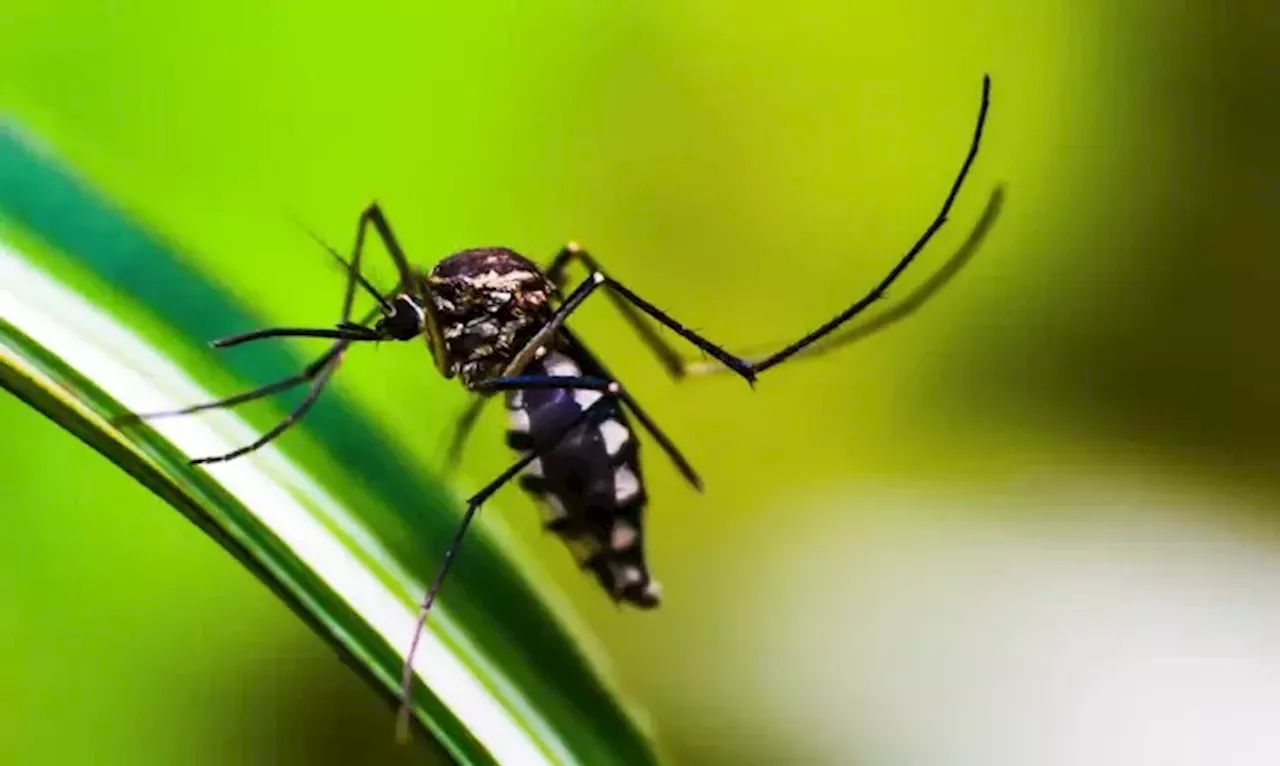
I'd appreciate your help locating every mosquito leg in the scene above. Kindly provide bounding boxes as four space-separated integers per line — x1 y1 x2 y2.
444 331 703 490
115 204 413 461
396 392 618 742
243 203 411 348
188 356 343 465
558 328 701 490
209 324 377 349
113 343 348 425
291 220 394 315
169 273 383 457
527 74 991 382
169 270 384 461
441 233 686 472
344 202 416 317
500 270 756 383
440 396 487 474
468 375 615 394
544 243 691 380
225 205 403 350
681 184 1006 375
114 301 381 425
735 74 991 373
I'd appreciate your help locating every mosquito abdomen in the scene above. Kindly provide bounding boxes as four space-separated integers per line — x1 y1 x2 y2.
504 348 661 608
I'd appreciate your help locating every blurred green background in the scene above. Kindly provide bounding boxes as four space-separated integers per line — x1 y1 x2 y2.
1 1 1277 764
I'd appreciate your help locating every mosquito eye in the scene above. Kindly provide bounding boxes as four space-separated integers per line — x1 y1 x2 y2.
376 296 425 340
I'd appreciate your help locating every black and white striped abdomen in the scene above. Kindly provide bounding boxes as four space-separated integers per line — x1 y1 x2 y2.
504 349 660 608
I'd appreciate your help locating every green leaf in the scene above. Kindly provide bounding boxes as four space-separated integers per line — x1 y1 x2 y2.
0 123 659 765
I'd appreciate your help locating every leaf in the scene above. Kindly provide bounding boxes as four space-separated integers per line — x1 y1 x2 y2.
0 123 659 765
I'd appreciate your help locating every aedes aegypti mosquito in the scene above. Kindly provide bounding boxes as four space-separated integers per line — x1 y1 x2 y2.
116 74 991 737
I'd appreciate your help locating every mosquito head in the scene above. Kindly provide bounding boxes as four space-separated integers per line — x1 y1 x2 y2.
426 247 555 383
373 294 427 341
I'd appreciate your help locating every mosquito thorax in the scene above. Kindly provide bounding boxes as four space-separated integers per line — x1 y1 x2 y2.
427 247 556 384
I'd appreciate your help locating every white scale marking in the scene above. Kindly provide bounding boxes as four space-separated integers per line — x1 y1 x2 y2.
611 522 638 550
613 564 643 587
574 389 603 408
507 408 530 432
613 465 640 503
543 351 603 409
598 419 629 456
544 352 579 378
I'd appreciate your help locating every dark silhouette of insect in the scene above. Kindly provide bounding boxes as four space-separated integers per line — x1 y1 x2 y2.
116 74 992 739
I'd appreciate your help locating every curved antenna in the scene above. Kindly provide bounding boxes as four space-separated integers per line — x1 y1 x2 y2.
285 210 394 314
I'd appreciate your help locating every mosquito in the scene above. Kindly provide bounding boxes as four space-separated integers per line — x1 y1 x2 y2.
115 74 992 739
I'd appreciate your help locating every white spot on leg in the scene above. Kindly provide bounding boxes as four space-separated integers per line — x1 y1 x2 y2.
599 419 630 456
614 465 640 503
523 458 543 478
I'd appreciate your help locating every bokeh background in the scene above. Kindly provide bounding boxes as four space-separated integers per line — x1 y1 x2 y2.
1 2 1278 764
